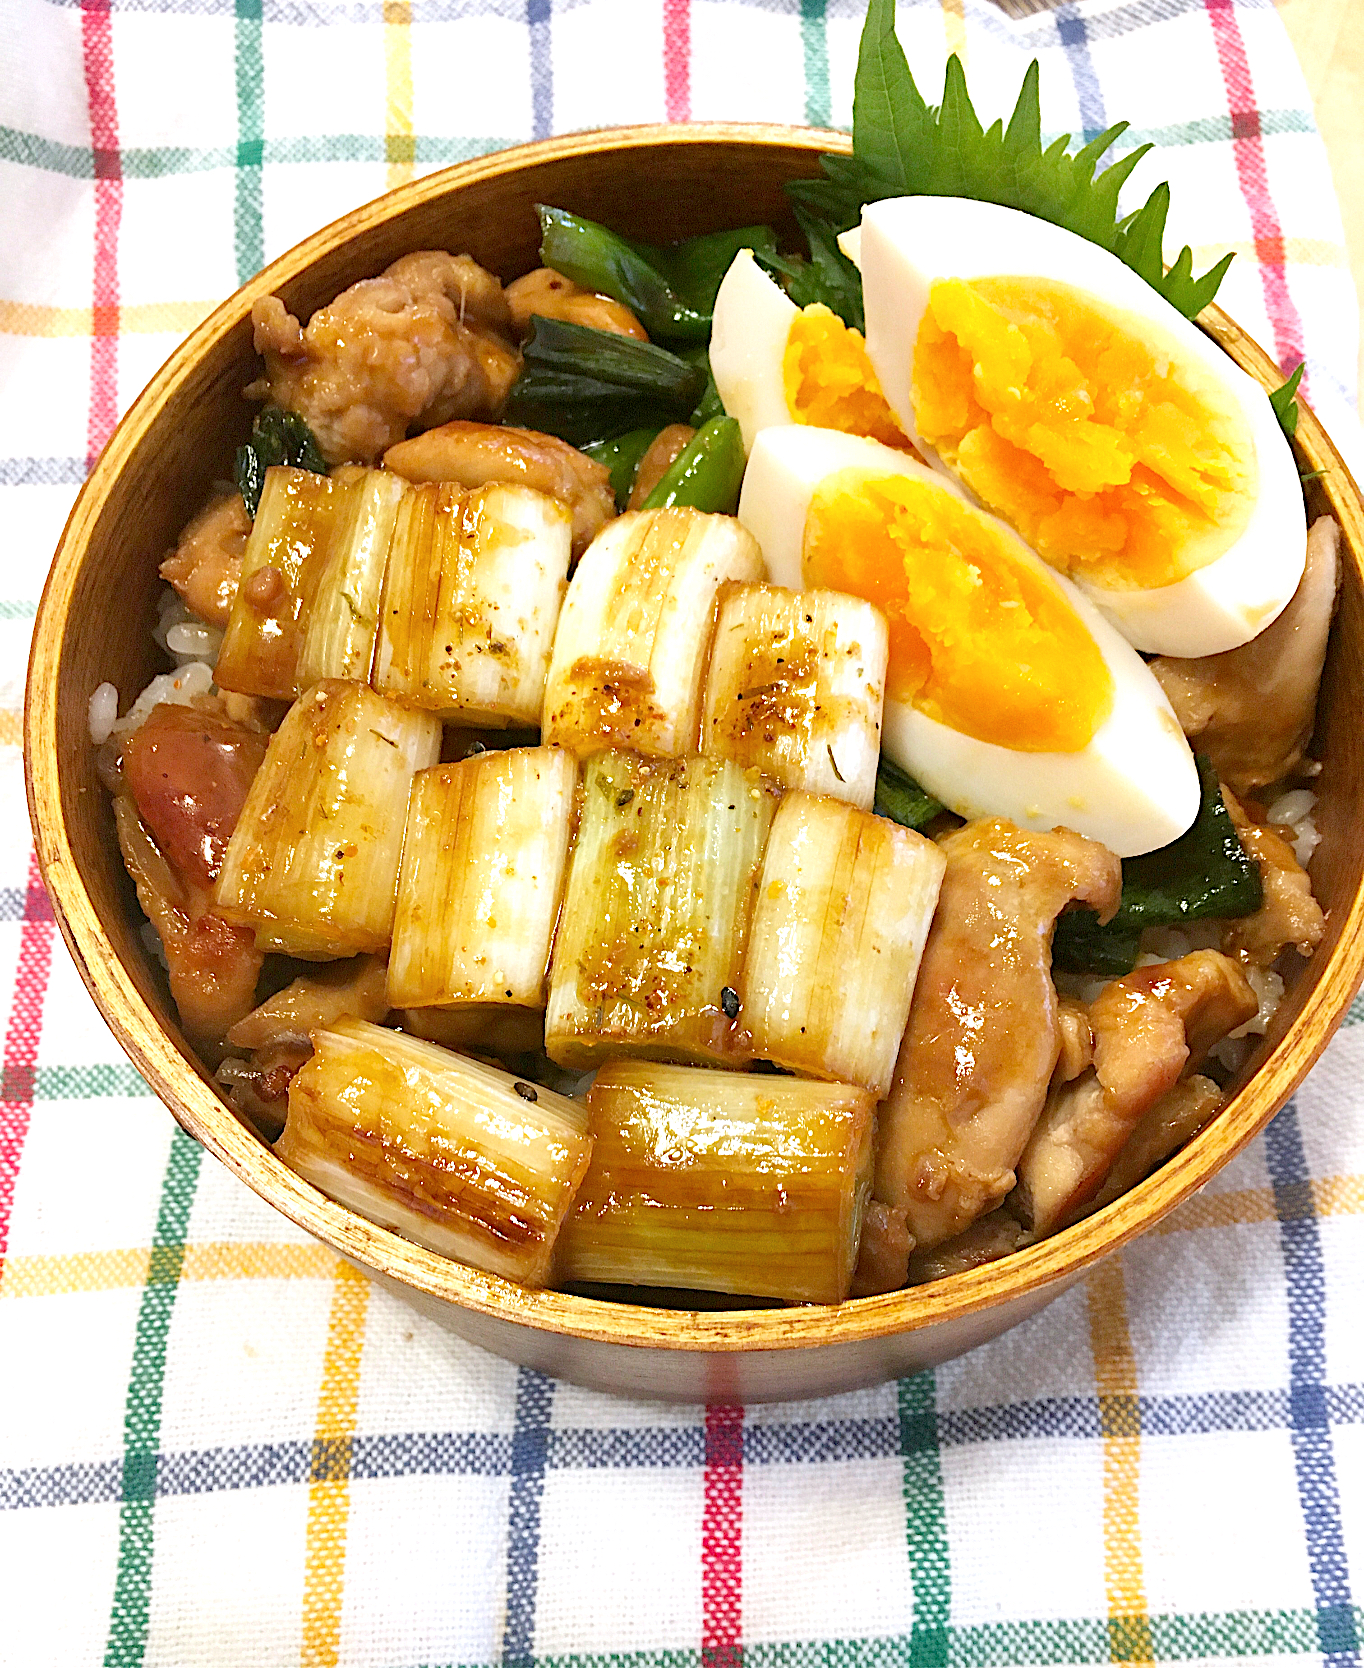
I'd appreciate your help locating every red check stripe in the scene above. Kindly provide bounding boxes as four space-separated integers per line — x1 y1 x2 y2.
0 856 56 1279
702 1402 744 1668
664 0 691 122
1204 0 1306 384
82 0 122 470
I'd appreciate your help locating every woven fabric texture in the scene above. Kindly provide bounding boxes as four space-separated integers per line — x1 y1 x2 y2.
2 2 1362 1665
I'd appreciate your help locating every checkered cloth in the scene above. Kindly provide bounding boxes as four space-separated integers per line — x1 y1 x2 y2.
3 1 1362 1664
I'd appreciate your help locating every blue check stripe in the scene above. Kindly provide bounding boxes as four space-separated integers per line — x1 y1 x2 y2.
1265 1104 1361 1664
528 0 554 143
11 1378 1364 1511
502 1367 555 1668
1054 2 1109 146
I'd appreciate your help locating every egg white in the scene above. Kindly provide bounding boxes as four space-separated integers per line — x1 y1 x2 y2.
857 196 1307 657
739 426 1201 857
709 248 799 454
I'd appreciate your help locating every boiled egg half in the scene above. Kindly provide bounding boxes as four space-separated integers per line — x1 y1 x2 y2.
853 197 1306 657
709 249 913 455
739 425 1201 857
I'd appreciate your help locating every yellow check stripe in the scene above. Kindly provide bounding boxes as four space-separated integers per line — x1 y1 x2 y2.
941 0 967 68
383 0 415 190
1156 1172 1364 1234
0 1239 338 1298
5 1173 1361 1300
1192 237 1347 269
0 711 22 748
0 297 217 338
1087 1259 1153 1666
302 1261 369 1668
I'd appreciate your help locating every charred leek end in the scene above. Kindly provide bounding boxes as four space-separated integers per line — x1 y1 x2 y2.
542 507 764 758
742 793 946 1098
387 746 577 1022
374 481 571 726
216 465 407 700
545 751 778 1069
277 1018 592 1285
702 585 888 809
557 1060 874 1304
215 680 441 959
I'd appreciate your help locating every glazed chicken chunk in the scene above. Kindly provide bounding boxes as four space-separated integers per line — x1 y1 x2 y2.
1221 788 1326 968
1152 516 1340 793
250 251 521 466
384 420 615 555
1014 950 1257 1236
115 702 271 1057
874 818 1122 1250
159 493 251 629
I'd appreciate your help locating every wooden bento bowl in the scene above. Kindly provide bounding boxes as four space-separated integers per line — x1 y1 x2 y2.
25 125 1364 1403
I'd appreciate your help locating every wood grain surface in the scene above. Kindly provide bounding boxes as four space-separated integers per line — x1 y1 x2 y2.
24 127 1364 1402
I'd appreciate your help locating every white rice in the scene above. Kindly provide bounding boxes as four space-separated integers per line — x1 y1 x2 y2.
87 682 118 746
155 586 224 667
1265 787 1320 868
99 660 216 743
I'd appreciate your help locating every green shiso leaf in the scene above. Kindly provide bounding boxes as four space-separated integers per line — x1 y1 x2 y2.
1269 362 1305 439
786 0 1231 322
504 316 706 446
1051 756 1263 977
234 405 328 518
873 756 945 832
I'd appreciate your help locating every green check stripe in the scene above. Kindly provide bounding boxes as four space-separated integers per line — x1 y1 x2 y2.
33 1064 155 1100
234 0 264 284
1345 991 1364 1026
900 1371 952 1668
0 112 1313 187
800 0 831 129
0 126 514 182
101 1127 202 1668
481 1607 1364 1668
0 599 37 618
1120 109 1314 150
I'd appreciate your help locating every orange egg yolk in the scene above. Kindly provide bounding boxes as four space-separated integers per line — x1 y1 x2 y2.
912 277 1256 591
802 469 1114 753
783 304 915 451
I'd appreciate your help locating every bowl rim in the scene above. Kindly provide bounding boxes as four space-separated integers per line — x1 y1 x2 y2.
25 121 1364 1356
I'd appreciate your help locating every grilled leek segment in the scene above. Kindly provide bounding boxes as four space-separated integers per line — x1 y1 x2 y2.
545 751 778 1068
387 747 577 1032
742 793 946 1098
216 465 407 699
543 507 764 758
702 584 888 808
557 1061 874 1303
373 481 571 725
277 1018 592 1285
215 680 441 958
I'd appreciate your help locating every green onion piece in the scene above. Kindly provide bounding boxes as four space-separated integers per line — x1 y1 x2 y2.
505 316 706 446
1269 362 1305 440
690 369 726 426
640 416 746 514
678 346 727 425
581 427 662 509
1051 755 1263 977
536 206 779 343
873 756 945 832
234 405 328 518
